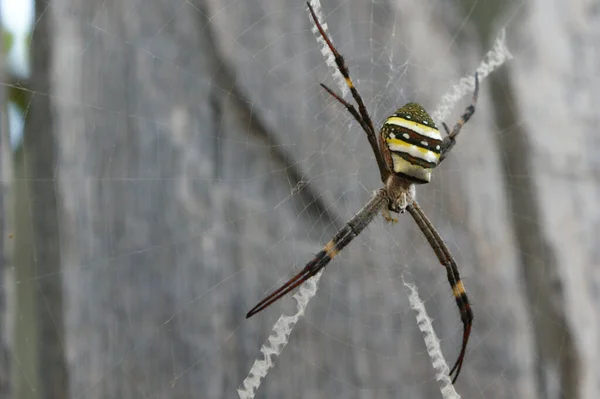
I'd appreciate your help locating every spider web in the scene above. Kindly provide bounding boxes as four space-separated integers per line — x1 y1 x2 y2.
5 1 589 399
237 4 511 396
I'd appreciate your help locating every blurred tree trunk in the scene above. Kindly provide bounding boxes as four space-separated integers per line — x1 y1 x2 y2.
13 1 70 398
52 0 230 396
460 0 600 397
12 148 37 399
51 0 337 396
46 0 600 398
0 4 11 398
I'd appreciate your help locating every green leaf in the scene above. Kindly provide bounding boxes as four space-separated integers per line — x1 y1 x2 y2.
3 30 14 53
9 84 30 115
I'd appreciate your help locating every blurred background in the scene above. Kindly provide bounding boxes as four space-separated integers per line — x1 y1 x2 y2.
0 0 598 398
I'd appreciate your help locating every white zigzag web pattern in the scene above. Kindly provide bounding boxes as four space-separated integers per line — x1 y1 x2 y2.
432 28 513 124
238 4 512 398
402 278 461 399
307 0 348 97
237 271 324 399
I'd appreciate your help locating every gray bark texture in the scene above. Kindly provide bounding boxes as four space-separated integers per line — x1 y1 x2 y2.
28 0 599 398
14 1 70 398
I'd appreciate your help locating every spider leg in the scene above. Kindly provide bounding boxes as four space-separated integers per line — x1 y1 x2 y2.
439 73 479 164
319 83 376 153
307 2 389 182
381 207 398 223
245 251 330 318
246 190 387 318
406 201 473 384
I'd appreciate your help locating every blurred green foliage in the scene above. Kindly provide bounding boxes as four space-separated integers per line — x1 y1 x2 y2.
2 28 30 119
3 30 13 54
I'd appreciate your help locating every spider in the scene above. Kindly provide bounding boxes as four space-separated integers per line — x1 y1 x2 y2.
246 2 478 384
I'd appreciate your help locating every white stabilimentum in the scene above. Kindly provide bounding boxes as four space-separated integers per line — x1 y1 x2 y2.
237 271 323 399
432 28 512 124
308 0 348 97
403 279 462 399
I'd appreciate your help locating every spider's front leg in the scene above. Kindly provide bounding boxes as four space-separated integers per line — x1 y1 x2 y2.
439 73 479 163
382 206 399 223
382 189 405 224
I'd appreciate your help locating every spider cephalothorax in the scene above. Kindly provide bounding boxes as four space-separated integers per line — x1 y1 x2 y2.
382 174 415 222
247 2 479 384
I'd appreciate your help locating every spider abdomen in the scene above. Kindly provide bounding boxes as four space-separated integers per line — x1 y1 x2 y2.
381 102 442 184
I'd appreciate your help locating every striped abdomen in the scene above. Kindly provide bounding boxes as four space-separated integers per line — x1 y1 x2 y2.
381 102 442 184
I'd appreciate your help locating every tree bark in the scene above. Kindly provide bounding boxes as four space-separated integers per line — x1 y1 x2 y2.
43 0 600 398
13 1 71 398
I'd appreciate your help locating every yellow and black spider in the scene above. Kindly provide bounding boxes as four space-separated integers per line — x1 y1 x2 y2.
246 2 479 384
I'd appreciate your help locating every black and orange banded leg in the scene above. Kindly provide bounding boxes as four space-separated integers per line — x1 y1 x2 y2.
406 201 473 384
306 2 389 182
246 191 387 319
